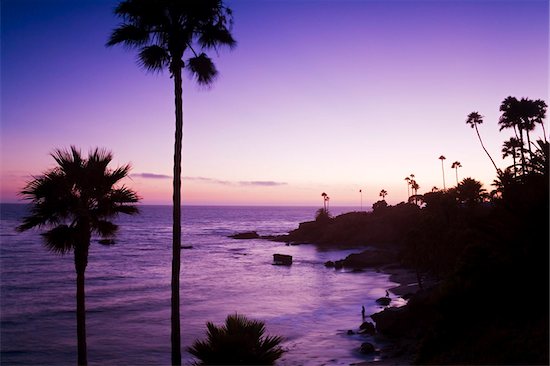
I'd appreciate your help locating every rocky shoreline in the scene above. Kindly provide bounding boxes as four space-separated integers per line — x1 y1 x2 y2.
229 227 431 364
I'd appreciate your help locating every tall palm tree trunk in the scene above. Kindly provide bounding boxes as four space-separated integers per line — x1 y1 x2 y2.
171 62 183 366
541 122 548 143
74 238 89 366
76 269 87 366
455 168 459 186
441 161 446 190
475 125 499 172
518 128 527 176
512 148 517 178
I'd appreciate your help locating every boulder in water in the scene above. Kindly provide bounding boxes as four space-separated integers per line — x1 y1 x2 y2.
229 231 260 239
360 342 375 354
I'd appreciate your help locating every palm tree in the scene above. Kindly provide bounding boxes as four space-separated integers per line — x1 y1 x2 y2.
457 177 487 206
438 155 446 190
321 192 327 212
405 177 411 199
107 2 235 363
17 147 139 365
188 313 285 365
359 189 363 211
379 189 388 200
499 97 548 172
501 137 521 177
466 112 499 172
451 161 462 186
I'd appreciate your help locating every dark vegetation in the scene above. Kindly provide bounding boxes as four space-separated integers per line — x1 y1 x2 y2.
272 97 549 364
187 314 285 365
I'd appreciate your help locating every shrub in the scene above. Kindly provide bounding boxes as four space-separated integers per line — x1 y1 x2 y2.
188 313 285 365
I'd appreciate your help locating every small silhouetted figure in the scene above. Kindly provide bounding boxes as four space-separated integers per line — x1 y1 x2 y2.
361 305 365 320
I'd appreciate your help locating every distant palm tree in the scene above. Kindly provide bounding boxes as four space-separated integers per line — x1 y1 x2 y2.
410 179 420 205
321 192 327 212
451 161 462 186
499 97 548 172
411 180 419 195
17 147 139 365
466 112 499 172
501 137 521 177
438 155 446 190
107 2 235 363
404 177 411 199
379 189 388 200
359 189 363 211
457 177 487 206
188 313 284 365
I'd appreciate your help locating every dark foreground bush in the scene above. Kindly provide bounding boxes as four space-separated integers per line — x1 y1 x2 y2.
187 313 285 365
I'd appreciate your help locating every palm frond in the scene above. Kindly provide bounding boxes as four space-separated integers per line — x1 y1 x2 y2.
93 220 119 238
186 53 218 85
107 23 150 48
41 225 77 255
138 45 170 73
198 24 236 50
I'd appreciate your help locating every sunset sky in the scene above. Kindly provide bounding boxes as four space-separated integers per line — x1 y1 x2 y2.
1 0 548 206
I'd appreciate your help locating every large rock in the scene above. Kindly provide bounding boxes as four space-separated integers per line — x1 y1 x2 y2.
229 231 260 239
273 253 292 265
360 342 375 354
359 321 376 335
342 249 397 268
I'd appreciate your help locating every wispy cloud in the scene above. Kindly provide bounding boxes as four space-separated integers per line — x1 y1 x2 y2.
133 173 171 179
238 180 287 187
185 176 287 187
133 174 287 187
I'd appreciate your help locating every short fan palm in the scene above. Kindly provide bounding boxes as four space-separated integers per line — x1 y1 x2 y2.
188 314 285 365
17 146 139 365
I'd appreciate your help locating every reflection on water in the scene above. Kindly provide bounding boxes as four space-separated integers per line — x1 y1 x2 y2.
1 205 396 365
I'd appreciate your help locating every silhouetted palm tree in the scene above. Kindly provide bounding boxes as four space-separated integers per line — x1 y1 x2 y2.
438 155 446 190
108 2 235 363
321 192 327 212
466 112 499 172
501 137 521 177
457 177 487 206
499 97 548 172
405 177 411 199
188 314 284 365
359 189 363 211
379 189 388 200
451 161 462 186
17 147 139 365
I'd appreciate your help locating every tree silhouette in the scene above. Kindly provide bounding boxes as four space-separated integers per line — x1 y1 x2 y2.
438 155 446 190
499 97 548 173
321 192 327 212
501 137 521 177
188 314 285 365
457 177 487 206
379 189 388 200
17 147 139 365
466 112 499 172
451 161 462 186
107 2 235 363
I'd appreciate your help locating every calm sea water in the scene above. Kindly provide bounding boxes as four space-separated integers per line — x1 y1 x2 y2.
1 204 396 365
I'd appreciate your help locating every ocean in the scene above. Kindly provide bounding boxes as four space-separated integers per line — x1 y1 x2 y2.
1 204 396 365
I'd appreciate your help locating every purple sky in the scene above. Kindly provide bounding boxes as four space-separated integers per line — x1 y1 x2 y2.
1 0 548 206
